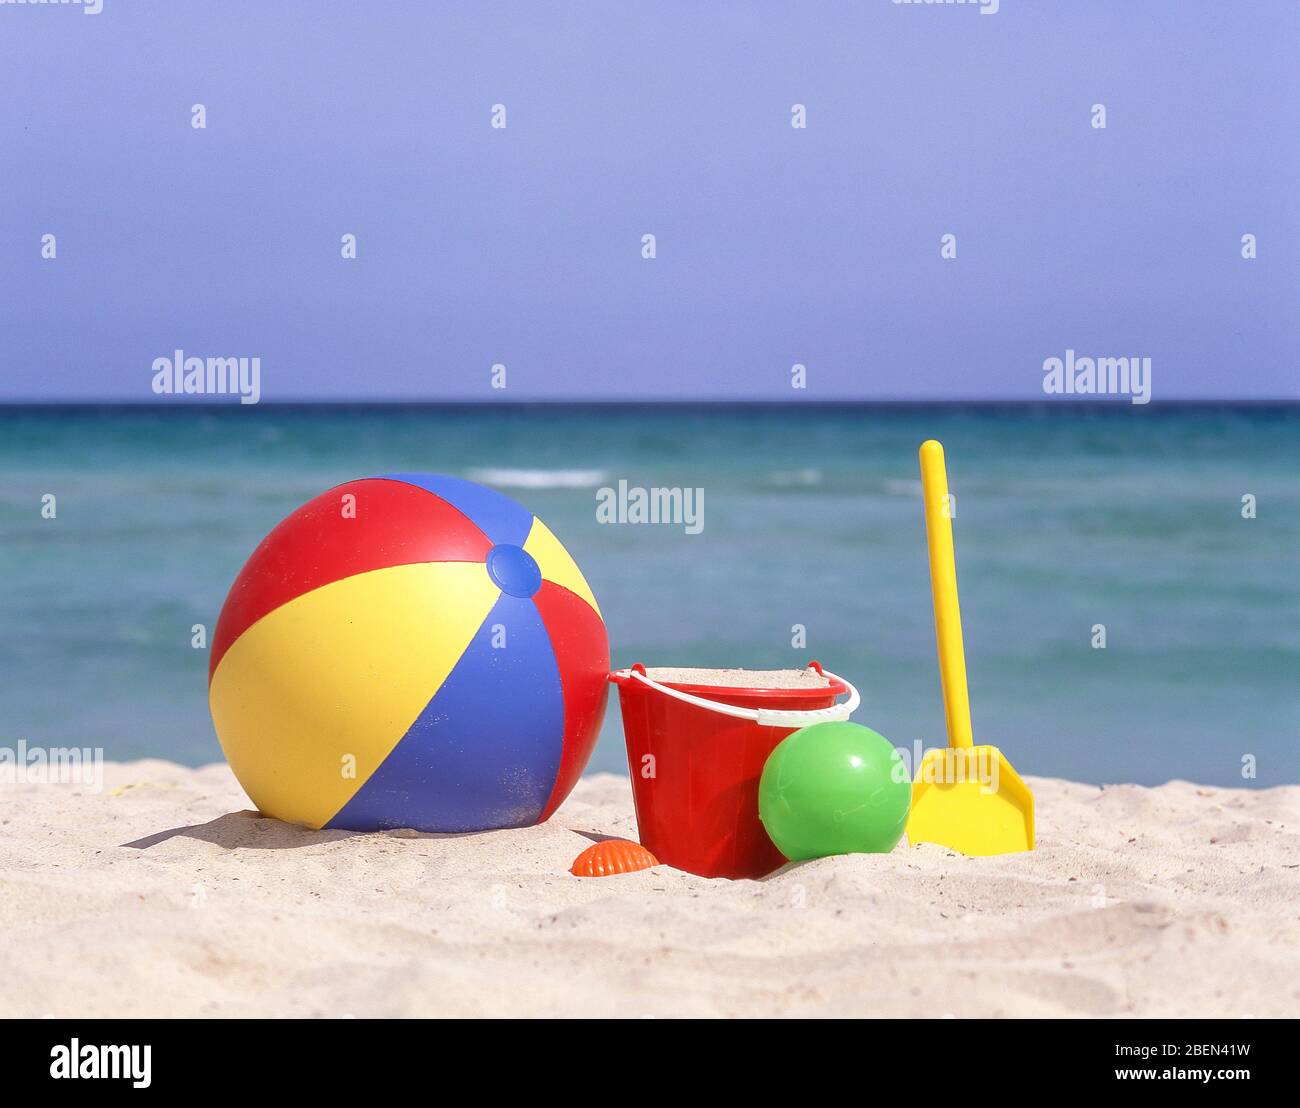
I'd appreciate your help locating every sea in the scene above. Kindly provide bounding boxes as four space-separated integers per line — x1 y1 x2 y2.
2 403 1296 788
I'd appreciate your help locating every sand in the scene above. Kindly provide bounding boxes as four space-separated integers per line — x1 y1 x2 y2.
2 761 1297 1018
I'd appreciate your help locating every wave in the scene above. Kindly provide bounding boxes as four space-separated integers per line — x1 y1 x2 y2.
766 467 823 488
465 467 608 490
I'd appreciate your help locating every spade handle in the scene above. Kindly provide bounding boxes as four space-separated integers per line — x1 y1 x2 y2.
919 440 974 750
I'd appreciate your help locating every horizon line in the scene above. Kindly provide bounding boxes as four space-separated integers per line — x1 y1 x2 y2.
2 398 1298 410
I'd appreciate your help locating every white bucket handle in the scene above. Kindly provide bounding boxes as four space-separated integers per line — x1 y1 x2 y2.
612 665 860 729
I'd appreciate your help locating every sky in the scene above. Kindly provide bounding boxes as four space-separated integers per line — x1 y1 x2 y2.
0 1 1296 402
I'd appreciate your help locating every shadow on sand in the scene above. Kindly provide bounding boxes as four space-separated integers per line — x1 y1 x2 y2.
119 810 493 851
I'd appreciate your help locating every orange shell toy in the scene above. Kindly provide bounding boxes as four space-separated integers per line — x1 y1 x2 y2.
570 839 659 877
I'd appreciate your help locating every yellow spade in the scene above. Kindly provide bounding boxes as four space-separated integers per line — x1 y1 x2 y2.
908 440 1035 856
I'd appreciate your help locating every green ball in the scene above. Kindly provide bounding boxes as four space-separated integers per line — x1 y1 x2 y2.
758 722 911 860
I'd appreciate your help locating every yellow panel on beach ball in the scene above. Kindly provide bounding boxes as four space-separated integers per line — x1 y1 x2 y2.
523 515 602 617
209 561 499 829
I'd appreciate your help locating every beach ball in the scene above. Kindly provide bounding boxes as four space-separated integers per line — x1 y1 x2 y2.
208 473 609 833
758 722 910 860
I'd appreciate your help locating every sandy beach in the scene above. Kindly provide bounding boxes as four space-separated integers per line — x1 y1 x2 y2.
2 760 1297 1019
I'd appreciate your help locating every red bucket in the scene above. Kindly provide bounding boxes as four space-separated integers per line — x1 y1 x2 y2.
610 662 858 880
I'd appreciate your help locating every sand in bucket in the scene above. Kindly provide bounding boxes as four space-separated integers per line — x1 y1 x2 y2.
640 666 831 690
610 663 852 879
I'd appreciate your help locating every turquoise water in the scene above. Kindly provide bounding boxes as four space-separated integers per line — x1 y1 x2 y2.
2 404 1296 788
